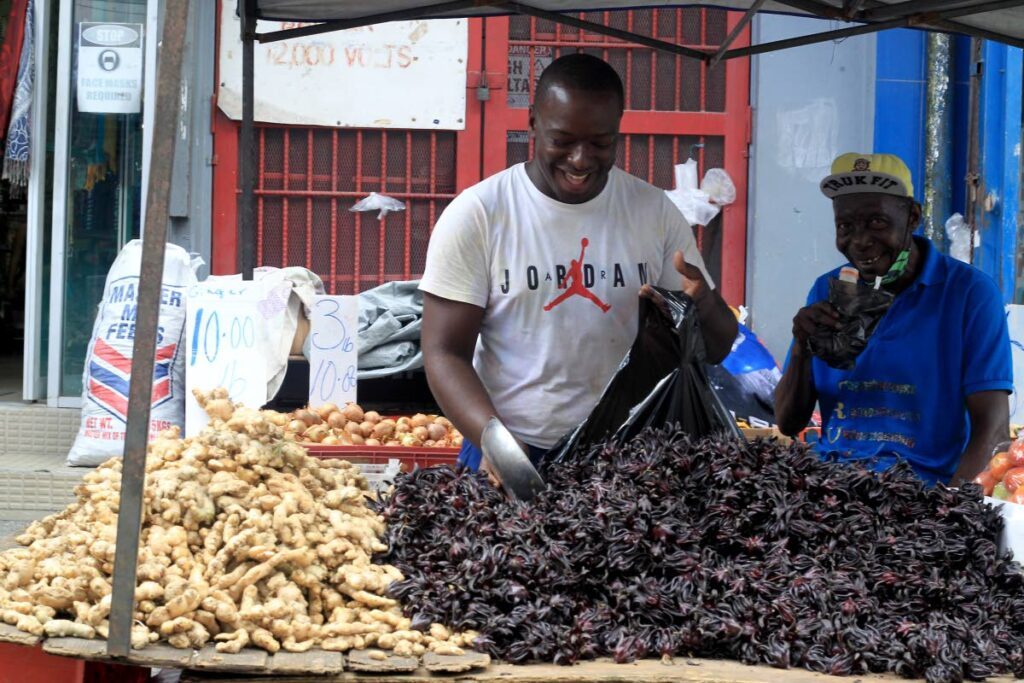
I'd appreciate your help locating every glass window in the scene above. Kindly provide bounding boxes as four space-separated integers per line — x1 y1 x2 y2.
60 0 146 396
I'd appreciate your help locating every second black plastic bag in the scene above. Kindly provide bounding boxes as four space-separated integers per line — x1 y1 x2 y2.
547 287 740 463
807 278 894 370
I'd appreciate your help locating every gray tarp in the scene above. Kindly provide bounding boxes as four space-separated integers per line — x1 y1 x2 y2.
252 0 1024 47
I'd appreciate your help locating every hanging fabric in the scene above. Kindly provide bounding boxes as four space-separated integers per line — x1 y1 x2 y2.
3 0 34 191
0 0 30 136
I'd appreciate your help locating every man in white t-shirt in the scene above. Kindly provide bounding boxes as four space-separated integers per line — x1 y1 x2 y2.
420 54 738 470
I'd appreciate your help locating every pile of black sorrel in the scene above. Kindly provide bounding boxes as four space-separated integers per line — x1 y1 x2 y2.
376 429 1024 682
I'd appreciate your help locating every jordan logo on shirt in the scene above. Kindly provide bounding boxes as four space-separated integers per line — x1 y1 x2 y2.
543 238 611 313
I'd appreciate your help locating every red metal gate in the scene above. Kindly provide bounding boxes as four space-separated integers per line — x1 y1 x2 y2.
212 12 750 302
482 10 750 303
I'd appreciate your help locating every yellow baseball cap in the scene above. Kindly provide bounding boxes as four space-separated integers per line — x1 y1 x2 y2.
820 153 914 200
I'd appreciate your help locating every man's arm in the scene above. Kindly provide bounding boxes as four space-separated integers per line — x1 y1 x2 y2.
949 390 1010 486
774 301 839 436
421 292 500 448
669 251 737 364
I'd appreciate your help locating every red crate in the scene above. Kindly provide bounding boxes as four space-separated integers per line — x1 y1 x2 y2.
303 445 459 471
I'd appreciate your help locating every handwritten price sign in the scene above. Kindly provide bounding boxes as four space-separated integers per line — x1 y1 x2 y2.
185 283 271 435
309 295 359 408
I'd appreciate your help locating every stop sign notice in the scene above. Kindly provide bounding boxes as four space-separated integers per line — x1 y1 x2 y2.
76 22 144 114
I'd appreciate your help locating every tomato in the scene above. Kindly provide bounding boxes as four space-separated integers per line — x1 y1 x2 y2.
1010 441 1024 466
974 470 997 497
1003 467 1024 492
989 452 1013 480
1011 488 1024 506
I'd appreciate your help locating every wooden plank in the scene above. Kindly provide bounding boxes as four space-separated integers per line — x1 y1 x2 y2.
346 648 419 673
0 622 41 647
422 651 491 673
192 643 268 672
123 642 197 668
178 657 1021 682
267 650 345 675
42 636 111 662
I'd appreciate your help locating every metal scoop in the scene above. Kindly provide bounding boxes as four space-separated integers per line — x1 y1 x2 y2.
480 417 545 501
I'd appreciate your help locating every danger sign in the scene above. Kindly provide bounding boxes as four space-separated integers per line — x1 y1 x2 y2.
76 22 143 114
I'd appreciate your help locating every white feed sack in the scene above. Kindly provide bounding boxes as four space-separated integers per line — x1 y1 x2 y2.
68 240 200 466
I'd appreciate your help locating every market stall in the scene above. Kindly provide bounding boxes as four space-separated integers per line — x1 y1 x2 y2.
5 0 1024 681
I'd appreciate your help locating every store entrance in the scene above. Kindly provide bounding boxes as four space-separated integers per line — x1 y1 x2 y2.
0 180 25 401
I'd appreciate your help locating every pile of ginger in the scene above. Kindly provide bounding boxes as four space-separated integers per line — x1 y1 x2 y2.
0 389 476 656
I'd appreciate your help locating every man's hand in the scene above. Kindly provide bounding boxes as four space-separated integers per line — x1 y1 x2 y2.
673 250 711 303
792 301 841 352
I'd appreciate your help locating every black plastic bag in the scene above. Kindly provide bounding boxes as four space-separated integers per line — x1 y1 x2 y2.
548 288 741 462
807 278 893 370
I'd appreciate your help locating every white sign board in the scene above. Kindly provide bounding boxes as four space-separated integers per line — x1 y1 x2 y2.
1007 305 1024 425
76 22 143 114
185 282 274 435
308 295 359 408
217 0 467 130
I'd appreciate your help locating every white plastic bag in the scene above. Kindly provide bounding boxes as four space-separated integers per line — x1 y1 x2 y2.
945 213 979 264
68 240 200 466
664 160 736 227
350 192 406 219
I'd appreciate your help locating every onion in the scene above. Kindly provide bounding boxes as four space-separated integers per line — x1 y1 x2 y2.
327 412 347 430
342 403 365 423
359 421 375 438
349 433 365 445
427 423 448 443
364 411 382 424
365 438 381 447
316 402 339 420
294 409 320 427
401 434 422 448
385 440 401 448
412 426 429 441
435 417 452 429
451 435 463 448
395 423 411 435
287 419 307 434
423 440 436 448
410 414 431 429
372 421 396 440
321 435 340 445
305 425 329 443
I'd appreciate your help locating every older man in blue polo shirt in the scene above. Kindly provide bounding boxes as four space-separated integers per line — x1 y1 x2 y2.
775 153 1012 486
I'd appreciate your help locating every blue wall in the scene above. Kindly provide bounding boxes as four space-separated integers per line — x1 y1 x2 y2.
873 29 926 204
874 32 1021 302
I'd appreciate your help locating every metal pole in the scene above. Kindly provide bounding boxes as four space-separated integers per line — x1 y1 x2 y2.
498 1 711 61
710 0 768 69
240 0 257 279
923 32 953 249
965 37 983 263
259 0 504 43
107 0 190 658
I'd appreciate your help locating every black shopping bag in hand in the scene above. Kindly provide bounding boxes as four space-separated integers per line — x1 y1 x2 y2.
548 288 740 463
807 278 894 370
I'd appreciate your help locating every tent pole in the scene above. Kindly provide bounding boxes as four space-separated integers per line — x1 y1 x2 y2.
710 0 768 68
240 0 257 279
106 0 190 658
499 1 710 60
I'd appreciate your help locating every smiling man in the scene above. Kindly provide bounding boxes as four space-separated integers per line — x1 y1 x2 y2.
419 53 737 470
775 153 1012 486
